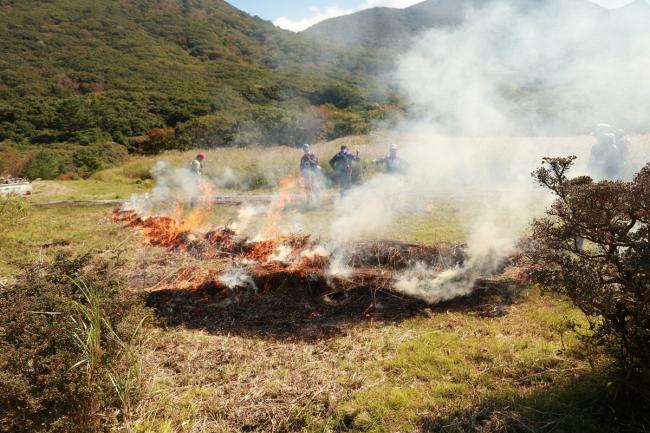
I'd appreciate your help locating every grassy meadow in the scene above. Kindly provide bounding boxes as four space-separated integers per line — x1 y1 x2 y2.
2 135 645 432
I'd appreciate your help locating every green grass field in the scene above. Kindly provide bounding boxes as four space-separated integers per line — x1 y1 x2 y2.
0 139 627 432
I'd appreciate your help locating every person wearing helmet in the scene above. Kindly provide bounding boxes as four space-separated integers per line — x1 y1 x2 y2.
329 145 360 197
300 144 321 206
615 129 631 179
191 152 206 176
588 132 620 180
373 143 406 174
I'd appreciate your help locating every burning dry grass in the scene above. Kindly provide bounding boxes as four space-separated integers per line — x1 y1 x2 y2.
108 194 603 433
111 206 518 344
112 208 471 295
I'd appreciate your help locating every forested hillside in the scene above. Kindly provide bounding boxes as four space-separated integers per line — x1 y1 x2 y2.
0 0 399 178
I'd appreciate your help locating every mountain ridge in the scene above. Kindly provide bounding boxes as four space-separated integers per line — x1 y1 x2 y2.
301 0 612 50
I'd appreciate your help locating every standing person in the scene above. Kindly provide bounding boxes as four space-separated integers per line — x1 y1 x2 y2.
588 132 620 180
189 152 206 209
191 152 205 176
300 143 321 207
329 145 360 197
615 129 632 179
373 144 406 174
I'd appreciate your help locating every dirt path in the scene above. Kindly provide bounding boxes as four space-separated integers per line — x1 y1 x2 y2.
32 193 340 207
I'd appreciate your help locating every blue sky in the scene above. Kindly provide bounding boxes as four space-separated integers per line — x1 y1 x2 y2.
227 0 642 31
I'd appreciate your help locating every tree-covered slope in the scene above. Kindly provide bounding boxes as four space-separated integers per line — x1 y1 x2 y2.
0 0 397 154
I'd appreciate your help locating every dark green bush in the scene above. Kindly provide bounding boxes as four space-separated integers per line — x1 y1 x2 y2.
69 128 112 146
72 142 128 177
175 112 240 150
310 84 365 109
23 150 66 180
88 94 164 139
52 97 92 137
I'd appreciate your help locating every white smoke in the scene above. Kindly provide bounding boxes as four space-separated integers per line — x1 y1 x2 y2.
230 204 264 234
301 245 331 261
330 174 411 242
394 262 475 304
219 267 258 292
124 161 205 215
214 167 238 189
330 0 650 302
326 252 353 280
124 161 248 219
269 244 293 263
395 209 525 302
397 1 650 135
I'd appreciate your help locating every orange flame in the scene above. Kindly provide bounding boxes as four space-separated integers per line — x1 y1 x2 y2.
259 174 301 239
112 179 215 250
175 179 214 232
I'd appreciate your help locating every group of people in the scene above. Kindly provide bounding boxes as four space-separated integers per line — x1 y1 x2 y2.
299 142 406 204
188 143 405 206
191 122 630 209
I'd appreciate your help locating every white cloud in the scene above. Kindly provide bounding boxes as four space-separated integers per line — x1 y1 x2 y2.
362 0 421 7
274 6 354 32
273 0 423 32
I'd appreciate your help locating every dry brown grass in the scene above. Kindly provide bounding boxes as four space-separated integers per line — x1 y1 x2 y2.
126 284 600 433
113 220 600 433
11 134 646 432
93 134 394 192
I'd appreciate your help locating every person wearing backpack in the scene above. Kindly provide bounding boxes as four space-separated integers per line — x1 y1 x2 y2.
329 145 360 197
300 144 321 206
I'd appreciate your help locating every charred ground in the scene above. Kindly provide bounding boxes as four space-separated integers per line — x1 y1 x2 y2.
113 209 518 341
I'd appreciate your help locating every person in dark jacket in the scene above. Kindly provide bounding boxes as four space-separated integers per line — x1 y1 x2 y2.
300 143 321 206
329 145 360 197
373 144 406 174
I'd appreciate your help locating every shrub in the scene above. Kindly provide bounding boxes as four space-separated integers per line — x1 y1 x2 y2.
0 146 29 177
88 93 164 139
52 97 92 137
135 127 178 155
23 149 66 180
72 142 128 177
0 252 146 432
69 128 112 146
525 156 650 383
310 84 364 109
175 112 240 150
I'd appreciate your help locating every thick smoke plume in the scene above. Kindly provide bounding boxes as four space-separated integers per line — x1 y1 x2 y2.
125 161 205 216
331 0 650 301
397 0 650 135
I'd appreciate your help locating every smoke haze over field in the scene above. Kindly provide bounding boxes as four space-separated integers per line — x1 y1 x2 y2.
395 0 650 135
331 0 650 300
